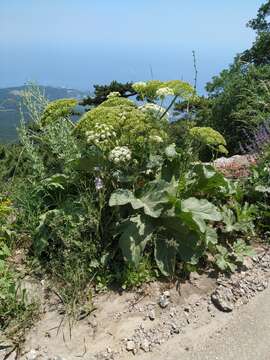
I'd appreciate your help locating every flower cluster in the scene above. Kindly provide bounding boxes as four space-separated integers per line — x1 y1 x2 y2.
40 98 77 127
149 135 164 143
132 81 147 93
86 124 116 146
156 87 174 98
139 103 168 120
190 126 228 154
107 91 121 99
94 177 103 190
109 146 132 164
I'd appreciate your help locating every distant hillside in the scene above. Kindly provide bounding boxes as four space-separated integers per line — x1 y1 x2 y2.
0 85 86 143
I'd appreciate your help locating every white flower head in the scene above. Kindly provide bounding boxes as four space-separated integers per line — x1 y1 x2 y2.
86 123 116 145
139 103 168 121
156 87 174 98
109 146 132 164
132 81 147 93
150 135 164 143
107 91 121 99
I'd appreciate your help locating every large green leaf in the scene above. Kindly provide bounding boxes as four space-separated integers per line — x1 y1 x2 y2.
179 211 206 233
34 210 61 256
109 189 142 208
118 215 153 267
110 180 174 218
159 216 202 264
71 148 105 172
192 164 229 193
205 226 218 246
155 237 177 276
181 197 222 222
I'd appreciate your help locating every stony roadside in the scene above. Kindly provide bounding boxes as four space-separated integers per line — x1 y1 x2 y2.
1 247 270 360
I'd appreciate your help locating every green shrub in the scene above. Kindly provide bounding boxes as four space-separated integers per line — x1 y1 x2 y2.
40 98 77 127
1 78 258 317
75 102 168 150
0 197 37 337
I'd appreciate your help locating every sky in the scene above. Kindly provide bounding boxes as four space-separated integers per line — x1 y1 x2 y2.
0 0 263 93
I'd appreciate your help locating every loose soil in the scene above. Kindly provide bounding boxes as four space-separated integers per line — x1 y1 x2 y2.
1 245 270 360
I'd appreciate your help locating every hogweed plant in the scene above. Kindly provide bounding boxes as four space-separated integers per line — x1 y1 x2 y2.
7 78 256 316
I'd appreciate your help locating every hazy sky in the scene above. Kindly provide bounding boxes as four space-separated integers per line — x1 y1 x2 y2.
0 0 263 93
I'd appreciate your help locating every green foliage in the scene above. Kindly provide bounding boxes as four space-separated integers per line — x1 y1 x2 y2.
245 157 270 235
215 240 255 273
221 202 256 235
242 1 270 65
132 80 195 101
120 259 155 289
75 99 168 150
0 197 37 338
109 147 239 276
203 63 270 153
189 127 228 154
40 98 77 127
99 96 135 108
0 77 260 322
81 81 136 107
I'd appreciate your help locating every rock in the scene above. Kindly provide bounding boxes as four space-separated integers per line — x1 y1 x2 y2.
171 323 180 334
89 318 98 328
159 295 170 308
126 340 136 352
26 349 40 360
163 290 170 298
148 310 156 321
211 288 234 312
140 339 150 352
243 257 254 270
190 272 200 282
0 350 17 360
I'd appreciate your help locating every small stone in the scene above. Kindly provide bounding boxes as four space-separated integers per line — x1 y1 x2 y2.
26 350 39 360
211 288 234 312
88 318 98 328
170 307 176 317
171 323 180 334
149 310 156 321
190 272 200 282
163 290 170 298
140 339 150 352
243 257 254 270
126 340 136 352
159 295 170 308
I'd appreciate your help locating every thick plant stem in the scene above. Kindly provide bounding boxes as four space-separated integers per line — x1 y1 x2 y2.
159 95 178 120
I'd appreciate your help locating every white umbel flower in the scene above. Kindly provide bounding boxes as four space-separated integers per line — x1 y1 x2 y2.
109 146 132 164
107 91 121 99
132 81 147 93
139 103 168 120
86 123 116 145
156 87 174 98
150 135 164 143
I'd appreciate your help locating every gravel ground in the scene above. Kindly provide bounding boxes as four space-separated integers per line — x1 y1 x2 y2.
1 247 270 360
143 286 270 360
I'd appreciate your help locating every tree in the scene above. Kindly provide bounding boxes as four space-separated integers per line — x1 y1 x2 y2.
204 62 270 153
241 1 270 65
81 81 137 107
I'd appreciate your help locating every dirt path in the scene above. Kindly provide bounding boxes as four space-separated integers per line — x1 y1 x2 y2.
140 286 270 360
2 248 270 360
